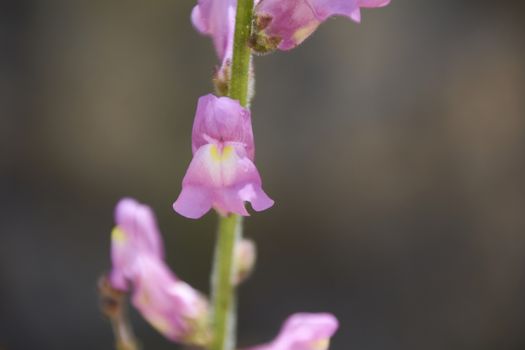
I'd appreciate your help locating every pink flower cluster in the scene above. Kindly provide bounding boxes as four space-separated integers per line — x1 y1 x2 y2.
104 0 390 347
191 0 389 55
179 0 389 218
108 199 338 348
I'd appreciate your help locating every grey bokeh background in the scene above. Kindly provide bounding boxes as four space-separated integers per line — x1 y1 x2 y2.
1 0 525 349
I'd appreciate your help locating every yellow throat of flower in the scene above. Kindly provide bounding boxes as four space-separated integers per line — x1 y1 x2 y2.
311 338 330 350
111 227 127 244
210 144 234 162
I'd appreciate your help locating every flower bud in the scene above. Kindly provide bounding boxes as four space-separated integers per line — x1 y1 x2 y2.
234 239 257 285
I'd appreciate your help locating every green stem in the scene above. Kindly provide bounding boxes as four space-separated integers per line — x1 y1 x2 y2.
210 1 254 350
211 214 242 350
228 0 254 106
98 277 139 350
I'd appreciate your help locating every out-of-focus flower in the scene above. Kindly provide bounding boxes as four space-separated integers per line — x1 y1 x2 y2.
234 239 257 285
109 198 210 346
191 0 262 94
251 0 390 53
131 255 210 345
191 0 236 62
110 198 164 290
246 313 339 350
173 94 273 219
191 0 237 92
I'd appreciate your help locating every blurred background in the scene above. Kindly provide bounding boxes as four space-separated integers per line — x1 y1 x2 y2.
1 0 525 349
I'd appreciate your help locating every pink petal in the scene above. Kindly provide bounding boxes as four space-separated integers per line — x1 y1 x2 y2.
131 256 209 343
358 0 391 8
239 183 274 212
191 5 208 33
245 313 339 350
350 8 361 22
280 313 339 341
110 198 165 290
312 0 359 19
216 187 251 216
174 143 273 219
114 197 164 260
191 0 237 61
173 186 213 219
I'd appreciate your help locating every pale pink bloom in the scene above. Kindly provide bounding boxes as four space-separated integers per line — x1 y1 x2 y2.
246 313 339 350
109 198 210 345
252 0 390 52
173 94 273 219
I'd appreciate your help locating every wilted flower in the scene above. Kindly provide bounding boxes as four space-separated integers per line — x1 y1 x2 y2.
251 0 390 53
246 313 339 350
109 198 210 345
173 94 274 219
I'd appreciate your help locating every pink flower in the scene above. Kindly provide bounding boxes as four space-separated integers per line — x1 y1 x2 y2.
173 94 274 219
191 0 237 86
246 313 339 350
191 0 236 62
251 0 390 52
109 198 210 345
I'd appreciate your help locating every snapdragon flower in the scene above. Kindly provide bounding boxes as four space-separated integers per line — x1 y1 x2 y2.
109 198 210 345
173 94 273 219
251 0 390 52
246 313 339 350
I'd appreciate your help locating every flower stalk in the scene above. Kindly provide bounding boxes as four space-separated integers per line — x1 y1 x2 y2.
228 0 254 106
211 214 242 350
98 277 140 350
211 0 254 350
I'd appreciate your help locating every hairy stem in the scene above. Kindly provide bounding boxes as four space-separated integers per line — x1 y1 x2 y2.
210 1 254 350
228 0 254 106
